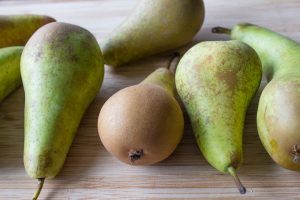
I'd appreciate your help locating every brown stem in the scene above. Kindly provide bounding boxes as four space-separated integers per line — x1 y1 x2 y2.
211 27 232 35
32 178 45 200
292 144 300 163
128 149 144 163
227 166 246 194
167 52 180 74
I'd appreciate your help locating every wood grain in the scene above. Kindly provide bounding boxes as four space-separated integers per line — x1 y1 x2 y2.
0 0 300 199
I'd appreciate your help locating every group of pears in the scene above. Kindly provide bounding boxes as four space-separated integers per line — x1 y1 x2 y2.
0 0 300 199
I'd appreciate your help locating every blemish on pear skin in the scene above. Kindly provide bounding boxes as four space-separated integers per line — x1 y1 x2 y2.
35 49 43 63
216 70 237 91
196 55 213 70
206 55 213 62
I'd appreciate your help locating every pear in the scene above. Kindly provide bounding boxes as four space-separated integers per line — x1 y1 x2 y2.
0 46 23 102
213 24 300 171
175 41 262 194
102 0 205 67
98 57 184 165
21 22 104 199
0 14 55 48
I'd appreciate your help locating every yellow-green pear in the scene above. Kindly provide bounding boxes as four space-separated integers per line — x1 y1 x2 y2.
175 41 262 194
0 46 23 102
0 14 55 48
102 0 205 67
21 22 104 199
213 24 300 171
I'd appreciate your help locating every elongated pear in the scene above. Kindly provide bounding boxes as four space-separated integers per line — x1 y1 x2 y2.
175 41 262 194
0 46 23 102
98 57 184 165
213 24 300 171
0 14 55 48
102 0 205 67
21 22 104 199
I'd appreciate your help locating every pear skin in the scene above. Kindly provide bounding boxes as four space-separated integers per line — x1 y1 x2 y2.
0 46 23 102
0 14 55 48
213 24 300 171
98 65 184 165
141 67 175 96
175 41 262 193
21 22 104 199
102 0 205 67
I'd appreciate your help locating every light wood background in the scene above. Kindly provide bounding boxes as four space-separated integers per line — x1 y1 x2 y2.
1 0 300 199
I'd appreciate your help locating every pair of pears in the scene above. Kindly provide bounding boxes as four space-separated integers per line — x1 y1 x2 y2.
214 23 300 171
175 23 300 194
98 40 262 195
0 15 55 103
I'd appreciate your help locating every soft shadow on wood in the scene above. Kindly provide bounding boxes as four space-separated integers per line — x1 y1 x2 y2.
0 88 24 170
242 83 278 190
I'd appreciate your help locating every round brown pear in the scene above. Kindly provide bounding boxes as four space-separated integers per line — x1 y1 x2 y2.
98 68 184 165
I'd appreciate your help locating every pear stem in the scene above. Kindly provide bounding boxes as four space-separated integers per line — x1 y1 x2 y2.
128 149 144 163
32 178 45 200
292 144 300 163
211 27 232 35
167 52 180 74
227 166 246 194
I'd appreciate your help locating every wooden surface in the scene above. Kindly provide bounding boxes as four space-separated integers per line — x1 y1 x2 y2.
1 0 300 199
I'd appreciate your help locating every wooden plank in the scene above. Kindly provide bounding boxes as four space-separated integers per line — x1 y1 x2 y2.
0 0 300 199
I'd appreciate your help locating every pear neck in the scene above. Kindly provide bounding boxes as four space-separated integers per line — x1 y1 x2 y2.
230 23 300 80
141 68 175 95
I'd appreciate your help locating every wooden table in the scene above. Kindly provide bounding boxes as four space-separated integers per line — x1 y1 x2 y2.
1 0 300 199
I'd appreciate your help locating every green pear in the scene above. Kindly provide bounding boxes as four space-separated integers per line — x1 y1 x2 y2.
0 46 23 102
102 0 205 67
175 41 262 194
21 22 104 199
0 14 55 48
212 24 300 171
